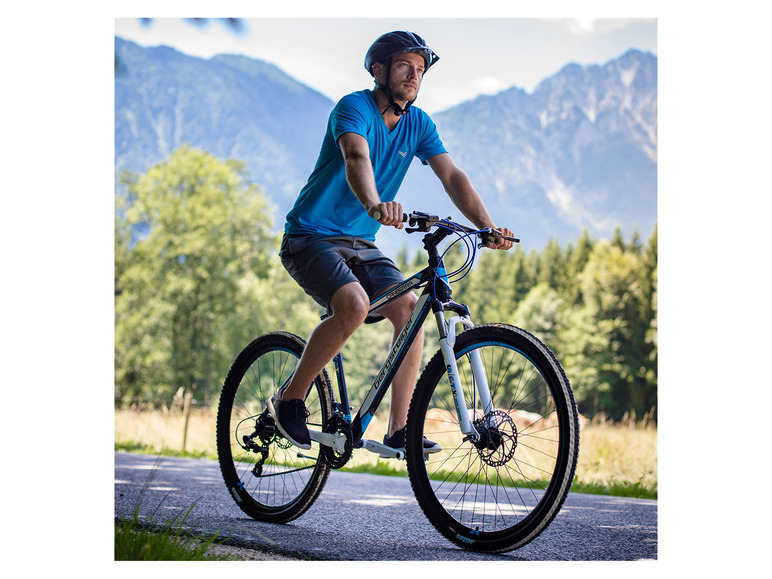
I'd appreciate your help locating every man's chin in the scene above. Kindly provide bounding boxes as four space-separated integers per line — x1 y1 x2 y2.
392 90 419 104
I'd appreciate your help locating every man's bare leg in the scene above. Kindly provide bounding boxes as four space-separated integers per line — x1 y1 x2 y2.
379 292 424 437
280 282 370 401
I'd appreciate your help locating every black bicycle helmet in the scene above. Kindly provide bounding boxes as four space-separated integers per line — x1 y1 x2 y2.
364 31 439 115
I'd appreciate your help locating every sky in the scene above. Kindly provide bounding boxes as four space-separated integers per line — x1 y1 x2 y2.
114 17 657 114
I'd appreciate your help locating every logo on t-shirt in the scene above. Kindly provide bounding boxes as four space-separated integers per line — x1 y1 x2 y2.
398 151 407 158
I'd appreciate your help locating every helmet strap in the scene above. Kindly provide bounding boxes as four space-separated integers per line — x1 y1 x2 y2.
378 59 413 116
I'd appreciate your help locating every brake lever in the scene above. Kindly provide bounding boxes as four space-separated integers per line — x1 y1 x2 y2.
405 219 430 234
478 228 520 248
405 211 439 234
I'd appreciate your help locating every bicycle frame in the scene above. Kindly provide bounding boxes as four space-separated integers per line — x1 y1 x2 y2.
307 222 492 458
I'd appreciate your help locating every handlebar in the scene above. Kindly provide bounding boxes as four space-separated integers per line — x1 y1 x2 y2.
372 210 520 245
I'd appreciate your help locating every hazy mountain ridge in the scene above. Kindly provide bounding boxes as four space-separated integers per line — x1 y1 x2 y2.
115 37 334 206
115 37 657 248
419 48 657 246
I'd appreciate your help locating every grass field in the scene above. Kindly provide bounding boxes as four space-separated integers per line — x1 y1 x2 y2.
115 405 657 499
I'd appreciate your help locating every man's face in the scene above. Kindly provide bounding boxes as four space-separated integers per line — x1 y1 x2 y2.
376 52 426 103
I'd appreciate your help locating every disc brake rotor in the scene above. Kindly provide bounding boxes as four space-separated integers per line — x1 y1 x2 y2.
473 410 517 467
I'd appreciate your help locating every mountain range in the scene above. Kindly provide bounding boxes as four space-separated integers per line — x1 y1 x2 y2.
115 36 657 251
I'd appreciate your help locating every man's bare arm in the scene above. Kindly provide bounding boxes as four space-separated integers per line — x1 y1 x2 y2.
427 152 514 250
338 132 404 228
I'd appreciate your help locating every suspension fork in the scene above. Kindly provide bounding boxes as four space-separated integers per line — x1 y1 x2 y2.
435 311 495 440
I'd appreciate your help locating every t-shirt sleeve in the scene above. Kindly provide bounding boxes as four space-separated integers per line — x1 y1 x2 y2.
330 93 370 145
415 112 447 164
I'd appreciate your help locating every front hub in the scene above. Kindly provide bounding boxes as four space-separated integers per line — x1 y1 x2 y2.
472 410 517 467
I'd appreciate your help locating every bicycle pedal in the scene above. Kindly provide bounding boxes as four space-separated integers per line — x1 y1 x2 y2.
361 439 404 460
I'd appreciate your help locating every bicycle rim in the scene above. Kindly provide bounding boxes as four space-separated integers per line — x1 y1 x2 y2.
216 332 331 522
406 324 579 552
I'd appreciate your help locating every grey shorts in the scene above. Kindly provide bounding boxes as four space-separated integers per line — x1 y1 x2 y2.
279 234 405 316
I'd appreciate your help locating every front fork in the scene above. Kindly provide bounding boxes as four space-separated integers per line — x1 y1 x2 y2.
435 312 494 441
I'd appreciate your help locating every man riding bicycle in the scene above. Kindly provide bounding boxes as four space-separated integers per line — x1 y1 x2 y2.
269 30 515 454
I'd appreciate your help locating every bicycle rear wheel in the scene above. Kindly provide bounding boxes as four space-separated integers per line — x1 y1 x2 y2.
216 332 332 523
406 324 579 552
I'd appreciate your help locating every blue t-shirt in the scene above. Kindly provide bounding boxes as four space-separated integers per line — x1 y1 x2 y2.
285 90 447 240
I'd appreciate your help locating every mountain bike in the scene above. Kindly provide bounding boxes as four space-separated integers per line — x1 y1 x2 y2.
216 212 580 553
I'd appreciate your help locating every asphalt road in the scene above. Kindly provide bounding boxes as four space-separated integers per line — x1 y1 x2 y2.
114 452 657 561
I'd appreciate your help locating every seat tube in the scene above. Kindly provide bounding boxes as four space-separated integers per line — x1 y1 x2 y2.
332 352 351 421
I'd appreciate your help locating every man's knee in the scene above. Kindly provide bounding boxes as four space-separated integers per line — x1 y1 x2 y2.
329 282 370 329
383 292 418 326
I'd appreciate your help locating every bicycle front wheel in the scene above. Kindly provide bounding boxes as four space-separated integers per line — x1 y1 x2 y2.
216 332 332 523
406 324 579 553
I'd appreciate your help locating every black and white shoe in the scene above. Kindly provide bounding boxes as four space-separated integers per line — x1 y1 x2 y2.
267 394 311 450
382 426 441 456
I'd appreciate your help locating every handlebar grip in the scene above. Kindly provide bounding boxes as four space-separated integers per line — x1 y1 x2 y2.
372 211 408 222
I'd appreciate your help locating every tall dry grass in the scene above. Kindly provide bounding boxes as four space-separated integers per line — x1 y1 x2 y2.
115 406 656 497
115 404 219 457
574 413 657 497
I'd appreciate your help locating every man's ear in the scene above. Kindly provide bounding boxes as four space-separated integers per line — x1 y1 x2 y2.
372 61 386 84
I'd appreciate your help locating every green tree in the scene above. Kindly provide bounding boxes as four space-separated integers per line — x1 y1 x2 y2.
454 250 514 323
561 229 594 306
537 238 565 290
510 282 565 349
560 241 653 418
610 226 626 251
221 256 321 379
115 146 277 404
639 226 658 416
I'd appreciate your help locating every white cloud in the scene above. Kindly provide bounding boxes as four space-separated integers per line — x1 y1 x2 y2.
568 18 599 34
475 77 503 94
567 17 654 36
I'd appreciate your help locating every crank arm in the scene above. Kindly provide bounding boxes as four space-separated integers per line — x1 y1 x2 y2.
309 429 348 453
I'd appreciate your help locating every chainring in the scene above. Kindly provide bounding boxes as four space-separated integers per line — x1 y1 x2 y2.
321 415 354 469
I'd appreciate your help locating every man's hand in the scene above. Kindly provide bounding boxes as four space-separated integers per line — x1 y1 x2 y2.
369 201 405 229
485 227 516 250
